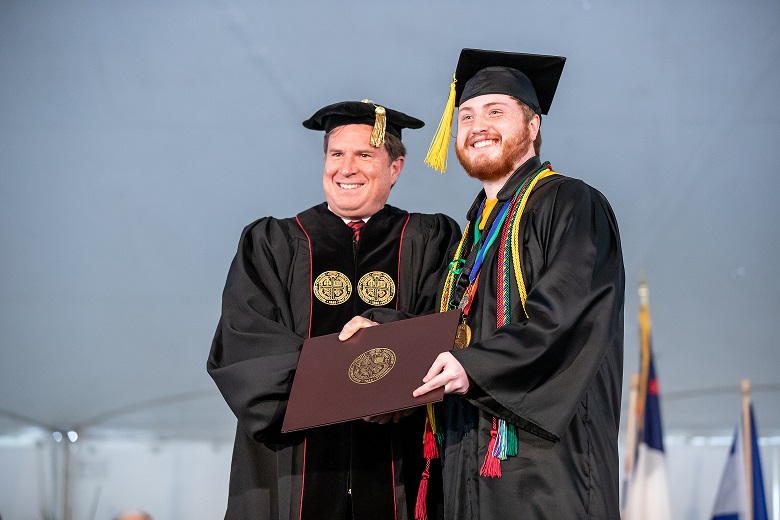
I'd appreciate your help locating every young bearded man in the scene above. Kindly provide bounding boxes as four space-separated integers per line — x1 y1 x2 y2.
341 50 625 519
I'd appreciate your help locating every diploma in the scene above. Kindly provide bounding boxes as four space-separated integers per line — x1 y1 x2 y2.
281 310 461 432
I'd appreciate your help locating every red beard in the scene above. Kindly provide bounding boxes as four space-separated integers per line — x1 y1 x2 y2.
455 126 532 182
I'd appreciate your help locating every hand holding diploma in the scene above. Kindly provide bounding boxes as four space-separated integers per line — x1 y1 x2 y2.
338 314 470 399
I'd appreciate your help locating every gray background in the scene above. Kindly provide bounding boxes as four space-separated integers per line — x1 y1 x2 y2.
1 0 779 445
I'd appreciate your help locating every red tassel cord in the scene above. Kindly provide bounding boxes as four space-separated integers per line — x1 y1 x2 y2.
423 424 439 460
414 459 431 520
415 406 440 520
479 417 502 478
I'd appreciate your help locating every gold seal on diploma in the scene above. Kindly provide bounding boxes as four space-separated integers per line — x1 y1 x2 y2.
348 348 397 384
357 271 395 306
453 322 471 349
313 271 352 305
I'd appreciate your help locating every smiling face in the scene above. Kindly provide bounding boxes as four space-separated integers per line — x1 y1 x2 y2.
455 93 539 183
323 124 404 220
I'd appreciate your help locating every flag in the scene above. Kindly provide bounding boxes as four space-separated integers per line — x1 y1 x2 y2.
622 284 672 520
711 384 768 520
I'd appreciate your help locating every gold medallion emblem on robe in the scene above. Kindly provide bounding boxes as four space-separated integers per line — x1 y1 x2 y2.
348 348 397 384
313 271 352 305
357 271 395 306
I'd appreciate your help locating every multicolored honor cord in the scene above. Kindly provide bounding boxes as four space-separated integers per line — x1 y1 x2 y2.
437 162 558 479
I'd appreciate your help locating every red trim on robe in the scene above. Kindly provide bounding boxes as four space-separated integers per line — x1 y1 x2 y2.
294 215 314 340
299 436 307 520
391 439 398 520
396 214 410 311
294 215 314 520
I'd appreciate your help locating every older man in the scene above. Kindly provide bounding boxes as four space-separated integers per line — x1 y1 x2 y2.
209 100 459 520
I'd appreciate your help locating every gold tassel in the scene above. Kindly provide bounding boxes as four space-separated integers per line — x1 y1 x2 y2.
370 105 386 147
424 74 457 173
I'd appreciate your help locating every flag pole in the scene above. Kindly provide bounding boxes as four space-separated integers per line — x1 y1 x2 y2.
742 378 753 519
636 283 651 434
621 373 640 511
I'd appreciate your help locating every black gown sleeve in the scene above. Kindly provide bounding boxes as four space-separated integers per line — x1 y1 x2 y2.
207 217 307 442
402 213 463 316
453 178 624 440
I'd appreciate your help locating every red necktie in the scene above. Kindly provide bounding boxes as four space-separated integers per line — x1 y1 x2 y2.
347 220 365 241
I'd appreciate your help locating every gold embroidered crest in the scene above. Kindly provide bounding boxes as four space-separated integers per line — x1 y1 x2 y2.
313 271 352 305
357 271 395 306
348 348 397 384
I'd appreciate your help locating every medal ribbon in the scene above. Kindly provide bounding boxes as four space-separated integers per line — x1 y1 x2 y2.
444 198 513 316
453 198 511 327
469 199 512 285
442 198 506 314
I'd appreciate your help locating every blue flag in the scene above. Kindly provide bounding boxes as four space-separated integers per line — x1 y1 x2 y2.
642 356 664 452
711 403 768 520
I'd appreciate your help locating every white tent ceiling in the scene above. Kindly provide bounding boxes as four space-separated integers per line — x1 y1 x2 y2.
1 0 779 444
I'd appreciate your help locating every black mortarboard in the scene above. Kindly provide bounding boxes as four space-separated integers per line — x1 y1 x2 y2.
303 100 424 147
425 49 566 172
456 49 566 115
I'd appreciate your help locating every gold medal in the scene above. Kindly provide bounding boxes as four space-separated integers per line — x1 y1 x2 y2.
454 321 472 349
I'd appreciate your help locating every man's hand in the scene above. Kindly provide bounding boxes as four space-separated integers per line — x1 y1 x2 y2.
338 316 379 341
413 351 470 397
362 408 415 425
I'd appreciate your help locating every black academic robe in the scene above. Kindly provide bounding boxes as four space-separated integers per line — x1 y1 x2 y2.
442 156 625 519
208 203 459 520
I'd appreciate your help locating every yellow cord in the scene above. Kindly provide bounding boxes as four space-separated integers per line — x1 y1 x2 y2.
510 169 558 316
439 223 471 313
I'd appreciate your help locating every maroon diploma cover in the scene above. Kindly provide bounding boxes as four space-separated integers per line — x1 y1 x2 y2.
281 310 461 433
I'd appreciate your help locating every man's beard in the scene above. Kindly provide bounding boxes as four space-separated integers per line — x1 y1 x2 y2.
455 127 531 183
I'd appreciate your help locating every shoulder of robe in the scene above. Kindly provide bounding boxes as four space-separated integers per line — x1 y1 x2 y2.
528 174 607 211
242 215 306 242
404 212 461 239
233 216 308 259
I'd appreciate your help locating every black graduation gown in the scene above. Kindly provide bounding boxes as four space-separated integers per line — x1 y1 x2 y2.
443 157 625 519
208 203 460 520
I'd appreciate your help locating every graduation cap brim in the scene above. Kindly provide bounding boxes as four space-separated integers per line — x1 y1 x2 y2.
302 100 424 140
455 49 566 115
